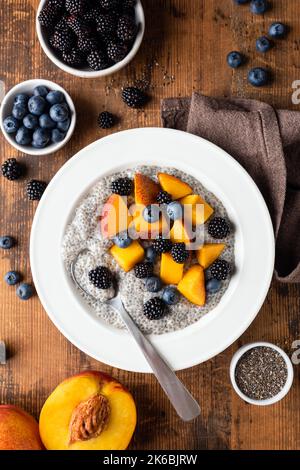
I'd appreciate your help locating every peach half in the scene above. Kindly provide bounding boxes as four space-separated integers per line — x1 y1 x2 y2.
0 405 43 450
39 371 137 450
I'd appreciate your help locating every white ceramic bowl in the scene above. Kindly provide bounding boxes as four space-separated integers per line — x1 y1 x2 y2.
36 0 145 78
230 342 294 406
0 79 76 156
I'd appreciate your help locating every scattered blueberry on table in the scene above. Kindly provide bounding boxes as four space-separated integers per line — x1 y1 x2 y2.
3 86 71 149
256 36 272 53
234 0 250 4
227 51 244 68
16 283 35 301
269 22 287 38
4 271 21 286
248 67 269 87
250 0 269 15
0 236 16 250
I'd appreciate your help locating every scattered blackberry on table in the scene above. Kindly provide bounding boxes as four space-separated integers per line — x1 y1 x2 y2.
50 28 75 51
96 13 117 36
153 236 172 254
0 236 16 250
87 49 109 70
26 180 48 201
117 15 137 42
134 262 153 279
1 158 22 181
62 48 85 66
121 87 148 108
88 266 113 289
107 41 128 62
78 35 98 53
143 298 166 320
38 3 61 28
111 177 133 195
156 190 172 205
209 260 230 281
97 111 115 129
171 243 189 264
99 0 120 10
208 217 230 239
65 0 87 15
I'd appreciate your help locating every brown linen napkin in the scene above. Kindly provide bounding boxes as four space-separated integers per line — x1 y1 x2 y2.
161 93 300 283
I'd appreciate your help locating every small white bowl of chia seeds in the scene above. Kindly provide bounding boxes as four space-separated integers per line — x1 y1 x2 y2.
230 342 294 406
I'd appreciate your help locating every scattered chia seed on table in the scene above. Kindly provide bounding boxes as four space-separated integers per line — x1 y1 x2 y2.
235 347 288 401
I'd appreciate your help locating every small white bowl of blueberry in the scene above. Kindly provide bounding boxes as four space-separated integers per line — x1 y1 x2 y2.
0 79 76 156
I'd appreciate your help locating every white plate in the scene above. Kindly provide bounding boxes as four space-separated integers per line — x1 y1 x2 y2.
30 128 275 373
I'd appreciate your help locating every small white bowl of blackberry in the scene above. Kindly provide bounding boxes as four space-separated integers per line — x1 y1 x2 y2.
36 0 145 78
0 79 76 156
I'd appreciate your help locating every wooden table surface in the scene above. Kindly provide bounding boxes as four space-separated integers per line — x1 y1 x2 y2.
1 0 300 451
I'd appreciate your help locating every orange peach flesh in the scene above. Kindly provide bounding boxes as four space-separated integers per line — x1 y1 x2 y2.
0 405 43 450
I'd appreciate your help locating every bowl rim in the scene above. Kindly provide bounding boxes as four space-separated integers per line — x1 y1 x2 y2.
36 0 145 78
230 341 294 406
0 78 76 156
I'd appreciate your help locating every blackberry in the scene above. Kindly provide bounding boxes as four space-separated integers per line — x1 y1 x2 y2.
66 15 89 36
121 86 148 108
156 190 172 205
97 111 115 129
65 0 87 15
1 158 22 181
87 49 109 70
78 35 98 53
134 262 153 279
50 28 75 51
62 48 85 66
117 15 136 42
107 41 128 62
208 217 230 239
153 236 172 254
171 243 189 264
143 298 166 321
99 0 120 10
123 0 136 8
209 259 230 281
48 0 64 7
84 7 102 25
38 4 60 28
111 177 133 195
96 13 117 36
88 266 112 289
26 180 47 201
55 16 69 32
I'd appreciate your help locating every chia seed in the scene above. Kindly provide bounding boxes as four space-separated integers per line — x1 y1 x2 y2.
235 346 288 401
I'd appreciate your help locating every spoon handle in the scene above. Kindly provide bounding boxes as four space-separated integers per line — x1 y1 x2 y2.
112 296 201 422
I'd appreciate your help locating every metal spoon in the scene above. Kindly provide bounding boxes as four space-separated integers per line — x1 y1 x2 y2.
70 249 201 422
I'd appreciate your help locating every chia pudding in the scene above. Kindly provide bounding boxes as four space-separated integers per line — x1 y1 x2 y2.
62 166 235 335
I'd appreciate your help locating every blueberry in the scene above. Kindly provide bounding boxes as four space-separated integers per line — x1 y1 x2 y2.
16 283 34 300
4 271 21 286
57 118 71 132
0 236 15 250
15 126 32 145
269 22 287 38
39 114 56 129
143 205 160 223
166 201 182 221
227 51 244 68
234 0 249 3
145 246 157 263
3 116 20 134
250 0 268 14
248 67 269 87
256 36 272 53
12 104 27 120
145 276 162 293
14 93 29 105
28 95 47 116
51 128 66 144
162 286 180 305
34 85 49 97
46 90 64 105
113 231 132 248
206 278 222 294
23 114 39 130
49 103 69 123
32 128 50 148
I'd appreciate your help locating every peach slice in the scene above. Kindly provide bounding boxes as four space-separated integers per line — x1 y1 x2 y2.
170 219 192 244
180 194 214 225
160 253 184 285
110 240 144 272
0 405 43 450
39 371 137 450
134 174 160 206
196 243 226 269
157 173 193 200
177 265 206 306
130 204 169 240
100 194 132 239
